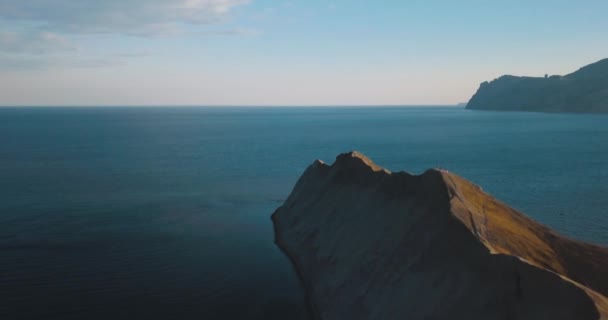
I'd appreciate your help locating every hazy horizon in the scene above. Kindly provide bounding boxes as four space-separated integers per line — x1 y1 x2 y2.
1 0 607 106
0 104 462 108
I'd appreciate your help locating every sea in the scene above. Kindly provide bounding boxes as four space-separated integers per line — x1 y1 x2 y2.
1 106 607 319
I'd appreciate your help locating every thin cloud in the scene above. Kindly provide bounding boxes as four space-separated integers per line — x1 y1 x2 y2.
0 51 152 71
113 52 152 58
0 0 252 36
193 27 262 36
0 0 253 70
0 31 76 54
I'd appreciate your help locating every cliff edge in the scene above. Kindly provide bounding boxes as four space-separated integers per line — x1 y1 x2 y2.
466 58 608 113
272 152 608 319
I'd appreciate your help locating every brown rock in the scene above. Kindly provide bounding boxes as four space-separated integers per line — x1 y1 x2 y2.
272 152 608 320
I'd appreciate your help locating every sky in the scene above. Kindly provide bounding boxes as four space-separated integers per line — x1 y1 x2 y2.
0 0 607 106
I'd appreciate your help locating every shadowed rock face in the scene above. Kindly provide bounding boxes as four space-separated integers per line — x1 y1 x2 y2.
466 58 608 113
272 152 608 320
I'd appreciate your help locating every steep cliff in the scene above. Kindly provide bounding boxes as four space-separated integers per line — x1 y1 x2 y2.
272 152 608 320
466 58 608 113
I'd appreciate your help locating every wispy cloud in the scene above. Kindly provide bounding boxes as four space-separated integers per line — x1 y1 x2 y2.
0 0 252 36
194 27 261 36
0 31 76 54
112 51 152 59
0 52 149 71
0 0 253 70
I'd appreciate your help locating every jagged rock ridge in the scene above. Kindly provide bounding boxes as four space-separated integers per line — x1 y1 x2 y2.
272 151 608 320
466 58 608 113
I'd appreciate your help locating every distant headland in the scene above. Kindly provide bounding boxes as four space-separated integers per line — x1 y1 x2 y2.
467 58 608 113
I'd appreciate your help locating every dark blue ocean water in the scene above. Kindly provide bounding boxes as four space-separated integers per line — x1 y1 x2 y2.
1 106 607 319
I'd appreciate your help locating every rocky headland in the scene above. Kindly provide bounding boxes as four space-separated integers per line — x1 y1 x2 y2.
272 152 608 319
466 58 608 113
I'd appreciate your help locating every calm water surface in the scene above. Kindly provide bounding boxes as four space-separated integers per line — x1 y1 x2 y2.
1 107 607 319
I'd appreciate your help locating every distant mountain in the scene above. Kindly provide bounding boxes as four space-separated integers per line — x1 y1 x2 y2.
467 58 608 113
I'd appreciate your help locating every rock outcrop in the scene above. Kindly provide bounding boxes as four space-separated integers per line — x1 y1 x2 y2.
466 58 608 113
272 152 608 320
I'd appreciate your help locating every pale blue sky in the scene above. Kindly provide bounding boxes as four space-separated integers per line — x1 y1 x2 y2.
0 0 607 106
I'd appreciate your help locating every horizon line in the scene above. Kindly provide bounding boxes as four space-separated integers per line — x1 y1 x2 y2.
0 104 466 108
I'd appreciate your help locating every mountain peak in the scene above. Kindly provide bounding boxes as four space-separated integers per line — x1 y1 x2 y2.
273 152 608 319
334 151 391 174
